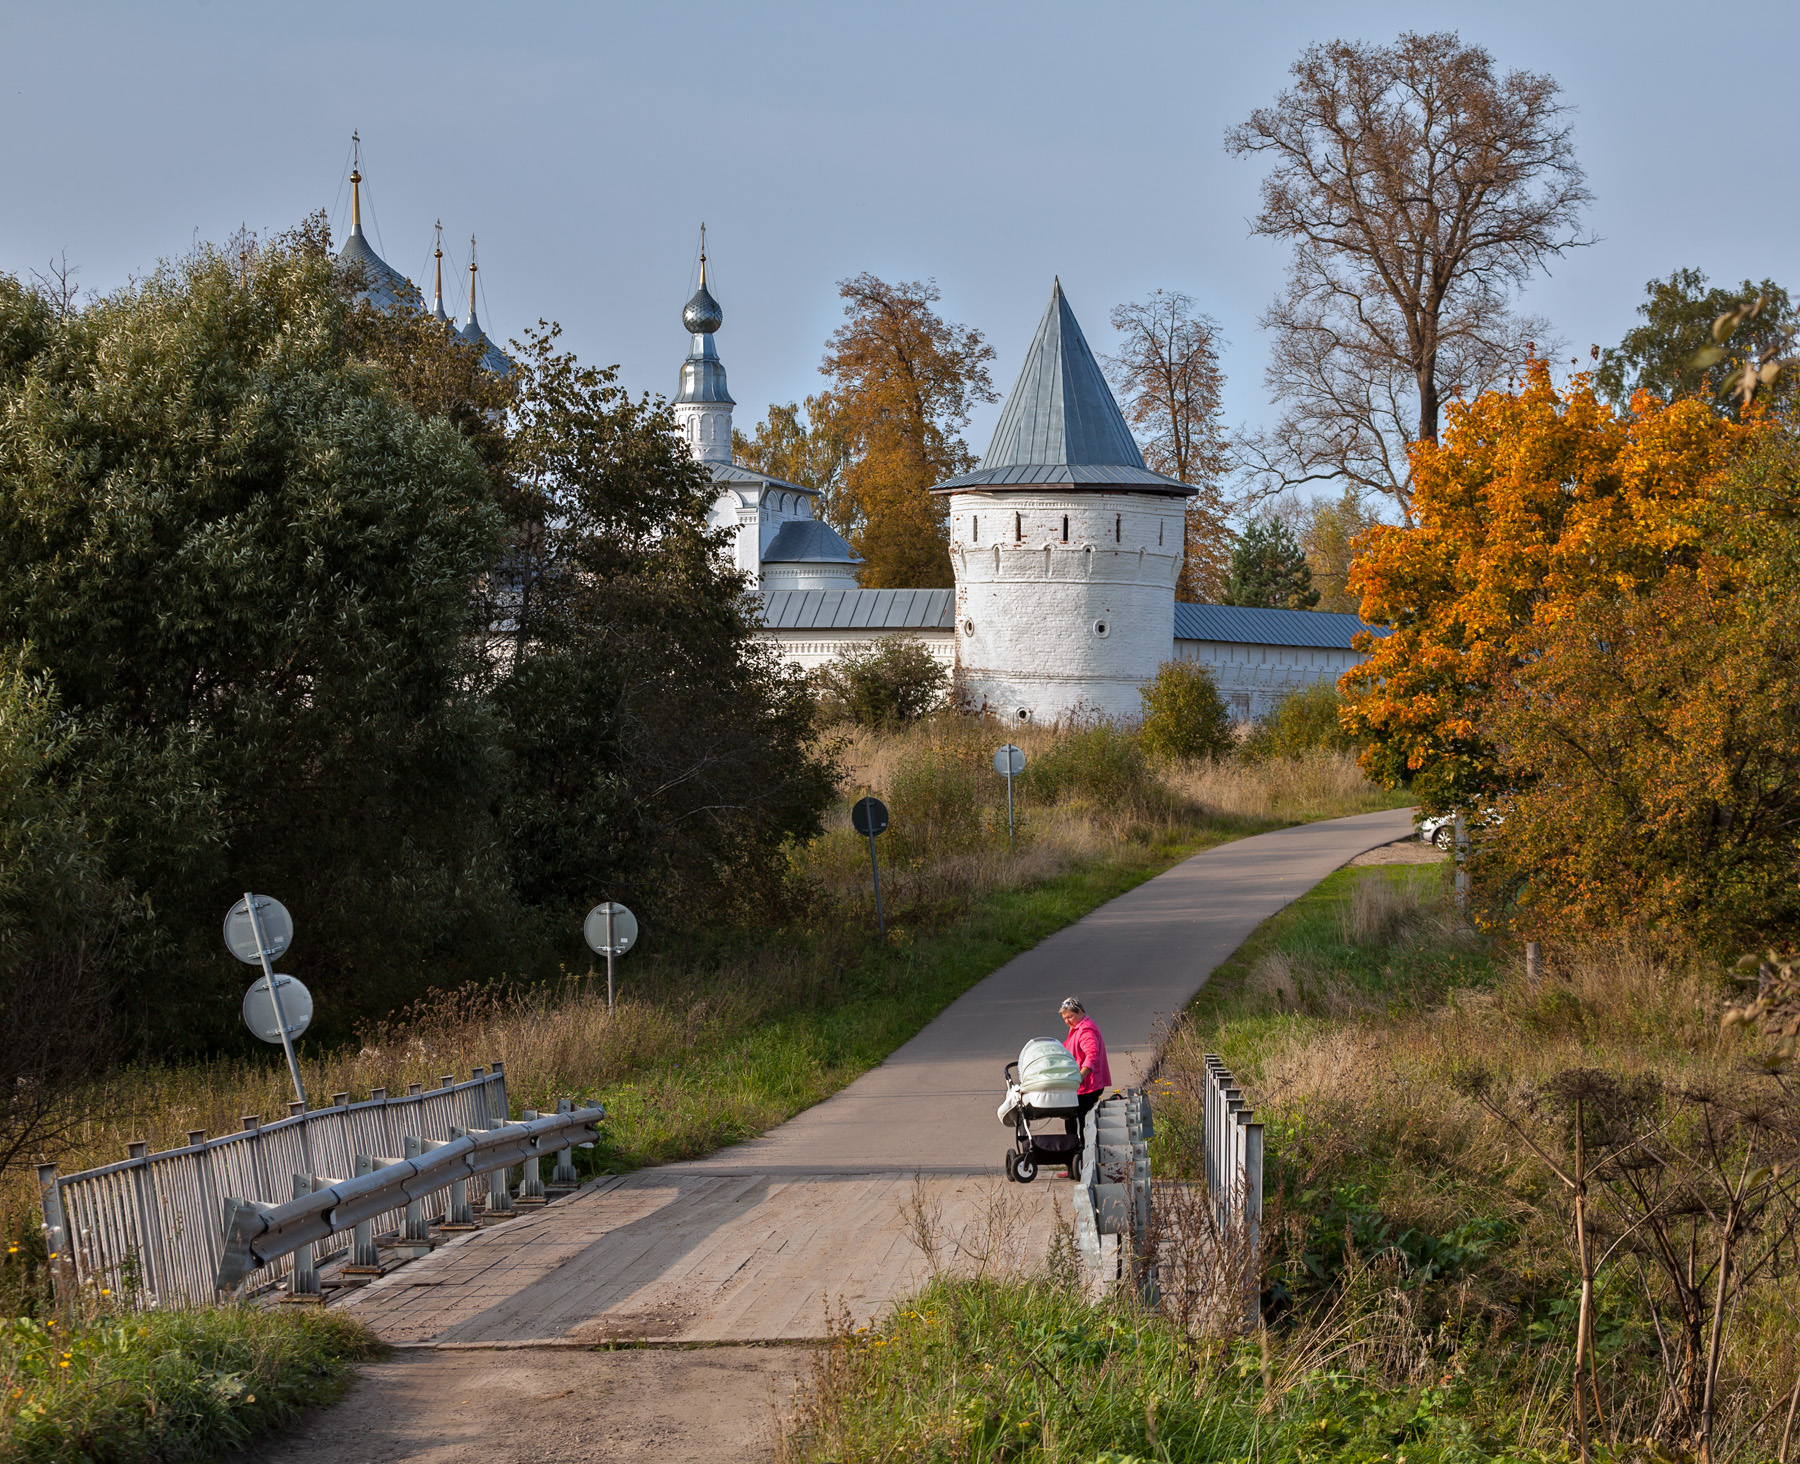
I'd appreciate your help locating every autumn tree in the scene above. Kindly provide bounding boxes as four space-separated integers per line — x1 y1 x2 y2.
1596 267 1796 416
1105 291 1232 599
820 274 996 587
1222 516 1319 610
733 394 850 520
1229 32 1590 511
1341 361 1752 817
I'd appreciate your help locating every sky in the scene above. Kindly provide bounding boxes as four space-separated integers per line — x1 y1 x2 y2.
4 0 1798 482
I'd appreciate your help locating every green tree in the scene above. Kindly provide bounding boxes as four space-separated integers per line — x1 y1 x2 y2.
820 275 996 588
0 230 511 1046
1239 680 1360 761
814 636 946 728
1137 660 1235 760
496 326 837 922
1596 268 1795 416
1222 516 1319 609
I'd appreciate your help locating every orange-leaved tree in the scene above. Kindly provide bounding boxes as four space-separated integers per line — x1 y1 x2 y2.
1341 360 1753 816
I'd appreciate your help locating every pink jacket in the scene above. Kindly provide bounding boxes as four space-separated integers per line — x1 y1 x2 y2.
1063 1018 1111 1095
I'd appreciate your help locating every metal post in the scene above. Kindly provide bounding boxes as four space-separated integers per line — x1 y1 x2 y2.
551 1098 579 1190
443 1127 479 1229
1005 764 1015 849
289 1174 321 1297
397 1136 434 1256
243 892 307 1112
868 828 885 933
1526 940 1543 981
1453 815 1469 912
605 904 615 1010
516 1111 547 1207
36 1164 70 1302
342 1155 384 1276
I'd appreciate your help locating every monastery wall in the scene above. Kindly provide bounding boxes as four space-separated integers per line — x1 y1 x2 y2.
1174 640 1364 721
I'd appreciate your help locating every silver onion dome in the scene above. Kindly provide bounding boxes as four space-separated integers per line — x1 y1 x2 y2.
683 281 723 334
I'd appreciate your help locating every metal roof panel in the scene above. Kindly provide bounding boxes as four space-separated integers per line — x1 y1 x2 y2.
1173 603 1386 650
759 588 954 631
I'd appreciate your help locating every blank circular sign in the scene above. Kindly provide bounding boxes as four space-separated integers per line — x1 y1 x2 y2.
993 744 1026 778
242 974 313 1044
583 902 639 957
851 796 889 837
223 895 294 966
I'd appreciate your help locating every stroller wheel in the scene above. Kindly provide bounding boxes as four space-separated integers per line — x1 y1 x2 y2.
1003 1151 1017 1182
1013 1154 1038 1184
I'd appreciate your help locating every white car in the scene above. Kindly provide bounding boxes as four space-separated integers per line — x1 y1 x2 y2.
1419 810 1502 850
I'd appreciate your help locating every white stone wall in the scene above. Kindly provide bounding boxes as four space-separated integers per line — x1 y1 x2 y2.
948 490 1185 724
703 479 822 583
759 627 955 674
674 400 733 463
1174 639 1366 721
760 560 860 592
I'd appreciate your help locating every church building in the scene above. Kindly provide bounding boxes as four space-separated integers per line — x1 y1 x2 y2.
676 261 1377 723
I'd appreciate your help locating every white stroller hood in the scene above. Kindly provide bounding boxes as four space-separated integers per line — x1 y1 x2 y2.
998 1038 1082 1121
1019 1038 1081 1093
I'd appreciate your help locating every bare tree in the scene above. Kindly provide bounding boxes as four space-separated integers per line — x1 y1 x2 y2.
1106 292 1232 601
28 251 82 320
1228 32 1591 511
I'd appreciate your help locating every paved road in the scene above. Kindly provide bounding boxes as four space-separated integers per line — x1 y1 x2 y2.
333 805 1415 1349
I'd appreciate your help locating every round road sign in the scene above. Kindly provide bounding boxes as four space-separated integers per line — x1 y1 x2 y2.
993 744 1026 778
583 902 639 957
851 796 889 838
223 895 294 965
242 973 313 1044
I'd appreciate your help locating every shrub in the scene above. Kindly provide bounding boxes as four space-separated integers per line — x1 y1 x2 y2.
886 741 989 858
816 637 947 728
1023 725 1161 811
1239 680 1360 761
1137 660 1234 761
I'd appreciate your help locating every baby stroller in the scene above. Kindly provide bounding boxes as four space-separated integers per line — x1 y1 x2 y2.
997 1038 1086 1183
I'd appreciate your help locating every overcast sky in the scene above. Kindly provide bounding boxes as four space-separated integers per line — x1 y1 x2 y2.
5 0 1796 484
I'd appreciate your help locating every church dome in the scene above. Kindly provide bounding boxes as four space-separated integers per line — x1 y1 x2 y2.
683 282 723 335
335 152 419 314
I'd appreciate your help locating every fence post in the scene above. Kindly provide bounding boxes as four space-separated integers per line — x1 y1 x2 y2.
1454 813 1469 911
516 1111 547 1207
1241 1111 1264 1328
126 1140 169 1305
186 1132 221 1284
550 1098 579 1192
242 1115 270 1202
1526 940 1543 982
288 1174 321 1298
487 1061 509 1126
396 1136 435 1256
36 1165 71 1302
443 1127 480 1228
341 1155 385 1277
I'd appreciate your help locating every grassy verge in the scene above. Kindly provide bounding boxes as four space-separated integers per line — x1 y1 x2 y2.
780 857 1800 1464
0 1306 381 1463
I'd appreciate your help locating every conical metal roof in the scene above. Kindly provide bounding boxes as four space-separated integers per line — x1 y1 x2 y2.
983 279 1144 470
931 279 1193 497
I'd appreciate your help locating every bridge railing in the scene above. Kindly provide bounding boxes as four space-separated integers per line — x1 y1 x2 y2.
37 1063 525 1308
1201 1053 1263 1322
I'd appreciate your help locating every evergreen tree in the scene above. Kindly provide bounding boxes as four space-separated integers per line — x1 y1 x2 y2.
1596 267 1795 416
1222 516 1320 610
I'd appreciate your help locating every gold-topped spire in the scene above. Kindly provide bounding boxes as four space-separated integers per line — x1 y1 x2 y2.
699 221 707 287
432 220 444 315
467 235 479 322
349 130 363 234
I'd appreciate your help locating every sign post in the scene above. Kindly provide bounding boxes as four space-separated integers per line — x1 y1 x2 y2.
993 744 1026 850
583 902 639 1010
850 796 890 933
224 892 313 1174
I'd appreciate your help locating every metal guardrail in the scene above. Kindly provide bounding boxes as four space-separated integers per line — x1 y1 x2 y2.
1071 1089 1153 1279
37 1063 529 1308
1202 1053 1263 1318
216 1103 603 1290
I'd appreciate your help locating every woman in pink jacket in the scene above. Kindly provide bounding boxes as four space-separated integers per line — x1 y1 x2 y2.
1059 997 1111 1137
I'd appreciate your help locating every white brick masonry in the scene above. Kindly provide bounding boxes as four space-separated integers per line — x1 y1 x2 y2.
1174 640 1363 720
949 490 1186 724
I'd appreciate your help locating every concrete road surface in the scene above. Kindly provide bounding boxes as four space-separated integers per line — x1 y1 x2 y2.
265 805 1416 1461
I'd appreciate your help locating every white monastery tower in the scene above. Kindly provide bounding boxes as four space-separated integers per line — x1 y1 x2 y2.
676 232 862 590
935 280 1194 724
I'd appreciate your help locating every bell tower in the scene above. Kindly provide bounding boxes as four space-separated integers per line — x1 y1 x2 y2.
672 225 734 463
